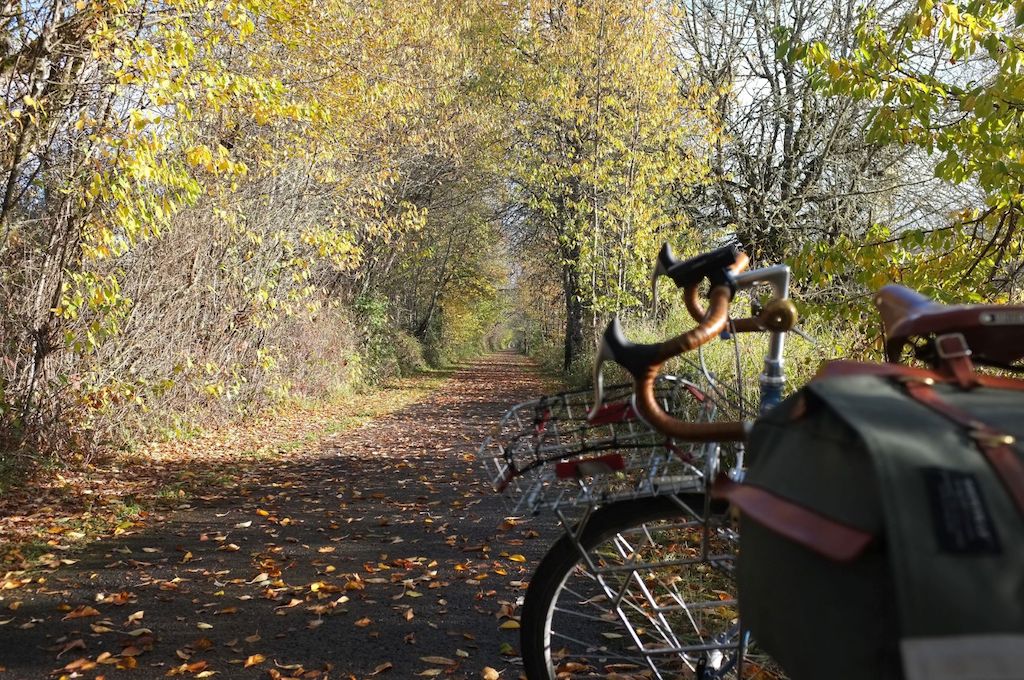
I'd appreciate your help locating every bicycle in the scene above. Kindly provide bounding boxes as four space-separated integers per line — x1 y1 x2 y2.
481 244 798 679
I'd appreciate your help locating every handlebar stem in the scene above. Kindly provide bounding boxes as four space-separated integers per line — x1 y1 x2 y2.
735 265 793 415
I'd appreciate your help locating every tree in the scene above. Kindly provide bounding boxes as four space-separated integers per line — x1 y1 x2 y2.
670 0 930 265
805 0 1024 306
503 0 718 369
0 0 513 461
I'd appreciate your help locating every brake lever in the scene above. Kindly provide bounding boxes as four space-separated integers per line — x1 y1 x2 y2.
589 318 662 421
590 336 613 421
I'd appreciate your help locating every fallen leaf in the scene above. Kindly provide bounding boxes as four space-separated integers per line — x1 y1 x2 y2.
244 654 265 668
369 662 393 675
55 639 86 657
62 605 101 620
354 617 372 628
172 660 208 675
482 667 500 680
64 658 97 672
420 656 456 665
116 656 137 670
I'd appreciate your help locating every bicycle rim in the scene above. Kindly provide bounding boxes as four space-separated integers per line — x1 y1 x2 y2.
521 496 756 680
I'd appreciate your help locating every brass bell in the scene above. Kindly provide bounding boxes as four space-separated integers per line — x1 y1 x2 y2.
759 298 799 332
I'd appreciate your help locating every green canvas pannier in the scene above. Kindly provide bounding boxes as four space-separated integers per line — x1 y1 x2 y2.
720 361 1024 680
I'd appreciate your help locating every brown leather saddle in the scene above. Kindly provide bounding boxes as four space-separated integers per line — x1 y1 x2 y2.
874 285 1024 370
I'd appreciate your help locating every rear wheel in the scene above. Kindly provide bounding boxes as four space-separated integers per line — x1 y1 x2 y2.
520 495 758 680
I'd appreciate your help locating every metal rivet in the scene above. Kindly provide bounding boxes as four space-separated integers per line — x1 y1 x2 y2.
971 430 1017 447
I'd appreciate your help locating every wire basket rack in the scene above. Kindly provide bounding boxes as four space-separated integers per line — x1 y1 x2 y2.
479 375 727 515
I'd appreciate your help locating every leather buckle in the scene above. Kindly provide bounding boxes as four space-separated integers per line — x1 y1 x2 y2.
970 428 1017 447
898 375 936 386
935 332 972 359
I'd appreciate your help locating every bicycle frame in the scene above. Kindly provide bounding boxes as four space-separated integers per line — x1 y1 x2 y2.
734 264 791 415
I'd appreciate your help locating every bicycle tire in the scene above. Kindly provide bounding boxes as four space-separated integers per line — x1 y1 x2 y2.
520 494 755 680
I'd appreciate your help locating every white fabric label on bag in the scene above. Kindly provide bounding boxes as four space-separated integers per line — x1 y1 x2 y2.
902 635 1024 680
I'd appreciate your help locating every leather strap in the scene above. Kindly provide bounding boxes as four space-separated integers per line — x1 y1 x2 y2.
666 442 696 464
722 360 1024 557
683 383 707 403
816 360 1024 392
819 360 1024 517
712 477 874 561
555 453 626 480
587 401 636 426
902 380 1024 517
933 333 979 389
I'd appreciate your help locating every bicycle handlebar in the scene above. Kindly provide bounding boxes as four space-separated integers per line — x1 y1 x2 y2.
593 251 751 442
652 244 758 331
653 243 742 289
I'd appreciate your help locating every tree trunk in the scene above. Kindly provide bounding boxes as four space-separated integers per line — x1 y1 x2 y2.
562 259 585 372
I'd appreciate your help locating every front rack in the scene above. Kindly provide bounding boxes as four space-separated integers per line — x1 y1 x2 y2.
479 376 727 514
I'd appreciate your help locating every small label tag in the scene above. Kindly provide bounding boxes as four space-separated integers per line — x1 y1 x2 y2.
980 310 1024 325
902 635 1024 680
922 467 1000 554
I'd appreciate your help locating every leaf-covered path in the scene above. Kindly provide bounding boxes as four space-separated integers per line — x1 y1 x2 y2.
1 353 556 680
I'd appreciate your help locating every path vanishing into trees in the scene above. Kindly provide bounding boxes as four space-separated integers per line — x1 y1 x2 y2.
1 354 557 680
